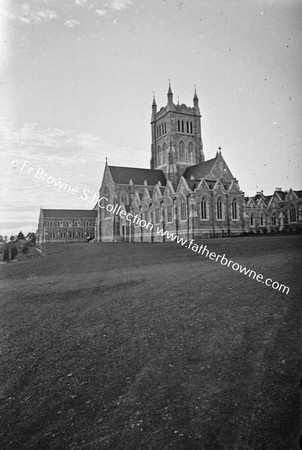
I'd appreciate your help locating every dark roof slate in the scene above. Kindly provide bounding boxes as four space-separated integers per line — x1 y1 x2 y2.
108 166 166 186
42 209 97 218
183 157 217 180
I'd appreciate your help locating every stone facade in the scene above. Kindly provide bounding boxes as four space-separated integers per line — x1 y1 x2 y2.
37 209 97 245
245 188 302 234
37 84 302 243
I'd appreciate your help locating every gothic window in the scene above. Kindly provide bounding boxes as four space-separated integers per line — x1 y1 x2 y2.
181 120 184 132
186 121 189 133
271 213 277 225
217 198 223 220
188 142 194 163
200 198 207 220
155 207 160 224
260 214 264 226
144 211 149 223
250 214 254 226
190 122 193 134
162 143 167 164
179 141 185 161
232 198 238 220
178 120 180 132
289 206 296 222
167 201 173 223
157 145 161 165
121 193 128 205
180 197 187 220
164 123 167 134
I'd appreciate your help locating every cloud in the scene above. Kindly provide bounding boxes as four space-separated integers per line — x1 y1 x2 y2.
64 19 80 28
0 118 142 236
74 0 88 5
95 9 107 17
109 0 133 12
2 2 58 25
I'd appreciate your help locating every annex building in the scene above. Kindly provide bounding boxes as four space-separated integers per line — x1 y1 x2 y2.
37 84 302 244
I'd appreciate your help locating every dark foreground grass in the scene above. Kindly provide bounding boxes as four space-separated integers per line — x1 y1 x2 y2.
0 235 301 449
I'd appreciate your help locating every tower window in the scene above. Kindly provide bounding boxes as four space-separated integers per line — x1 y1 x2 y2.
181 120 184 133
178 120 180 132
157 145 161 165
186 122 189 133
163 143 167 164
188 142 194 163
179 141 185 161
190 122 193 134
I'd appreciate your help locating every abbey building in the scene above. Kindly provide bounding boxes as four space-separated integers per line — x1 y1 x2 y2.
37 84 302 244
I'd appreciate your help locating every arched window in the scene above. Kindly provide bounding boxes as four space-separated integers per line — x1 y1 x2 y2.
181 120 184 132
179 141 185 161
162 143 167 164
186 121 189 133
178 120 180 132
155 207 160 224
190 122 193 134
121 193 128 206
289 206 296 222
271 213 277 225
180 197 187 220
232 198 238 220
200 198 207 219
157 145 161 165
164 123 167 134
217 198 223 220
167 201 173 223
260 214 264 226
250 214 254 226
188 142 194 163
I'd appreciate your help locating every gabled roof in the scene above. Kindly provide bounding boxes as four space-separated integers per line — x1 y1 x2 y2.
183 157 217 180
108 166 166 186
294 190 302 199
42 209 97 218
275 190 286 200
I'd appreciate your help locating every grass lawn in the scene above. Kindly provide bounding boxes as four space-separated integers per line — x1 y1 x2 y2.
0 235 301 449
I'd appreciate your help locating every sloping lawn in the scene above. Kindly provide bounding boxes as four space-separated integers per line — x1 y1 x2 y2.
0 235 301 449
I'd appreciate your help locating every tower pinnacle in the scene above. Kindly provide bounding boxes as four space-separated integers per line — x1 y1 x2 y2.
167 80 173 104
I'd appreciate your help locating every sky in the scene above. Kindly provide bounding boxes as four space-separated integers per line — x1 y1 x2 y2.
0 0 301 237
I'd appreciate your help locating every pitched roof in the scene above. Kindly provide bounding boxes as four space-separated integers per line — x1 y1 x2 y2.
294 190 302 199
42 209 97 218
183 157 217 180
108 166 166 186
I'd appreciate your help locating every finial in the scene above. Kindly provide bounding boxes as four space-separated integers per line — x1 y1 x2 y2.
168 79 172 94
152 91 157 106
218 146 222 154
177 96 179 105
193 84 198 100
105 157 108 165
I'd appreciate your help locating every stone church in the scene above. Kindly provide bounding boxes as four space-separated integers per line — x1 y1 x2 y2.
37 84 301 244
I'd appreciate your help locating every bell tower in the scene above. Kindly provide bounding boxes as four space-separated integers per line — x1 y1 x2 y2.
150 83 204 185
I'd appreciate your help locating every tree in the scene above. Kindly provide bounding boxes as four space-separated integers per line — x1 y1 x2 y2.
17 231 25 240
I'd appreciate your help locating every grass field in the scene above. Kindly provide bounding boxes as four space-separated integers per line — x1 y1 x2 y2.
0 235 301 449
